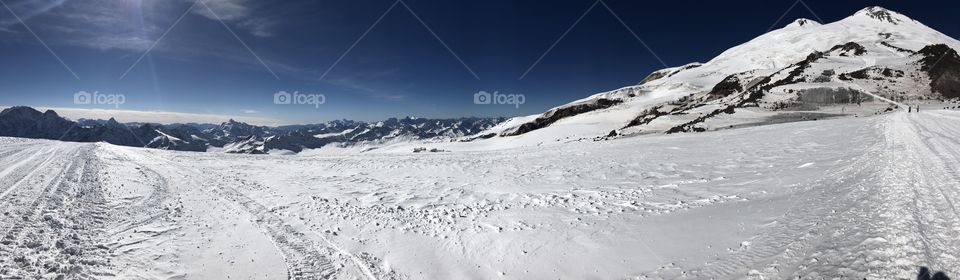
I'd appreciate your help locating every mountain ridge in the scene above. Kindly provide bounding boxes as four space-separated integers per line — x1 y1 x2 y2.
478 6 960 141
0 106 505 154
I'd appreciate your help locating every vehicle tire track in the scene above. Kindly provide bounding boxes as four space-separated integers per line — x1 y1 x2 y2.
133 150 341 279
95 147 184 278
0 145 62 201
0 144 114 279
102 149 173 235
907 112 960 221
893 112 960 272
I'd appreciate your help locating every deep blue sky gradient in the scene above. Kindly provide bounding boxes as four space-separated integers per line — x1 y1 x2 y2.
0 0 958 123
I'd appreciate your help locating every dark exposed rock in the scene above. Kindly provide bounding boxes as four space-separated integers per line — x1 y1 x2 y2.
860 6 902 24
881 41 915 54
792 18 816 27
838 67 904 81
771 52 824 88
882 68 905 77
707 75 745 98
624 106 666 128
638 71 671 85
828 42 868 56
638 63 702 85
838 70 863 81
813 70 835 83
916 44 960 98
740 51 825 104
501 99 623 136
665 105 736 134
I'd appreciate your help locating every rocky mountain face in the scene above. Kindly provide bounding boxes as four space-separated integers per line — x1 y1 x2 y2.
0 106 504 154
483 6 960 140
0 107 215 152
0 107 80 140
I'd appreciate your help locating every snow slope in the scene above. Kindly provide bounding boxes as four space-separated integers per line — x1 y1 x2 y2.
480 6 960 146
2 108 959 279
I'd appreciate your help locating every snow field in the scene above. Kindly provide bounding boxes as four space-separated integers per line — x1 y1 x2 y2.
1 110 959 279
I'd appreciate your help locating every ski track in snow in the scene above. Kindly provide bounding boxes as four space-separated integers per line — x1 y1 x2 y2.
0 111 958 279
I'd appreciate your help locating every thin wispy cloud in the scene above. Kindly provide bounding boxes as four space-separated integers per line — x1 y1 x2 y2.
2 0 152 51
0 0 275 53
0 0 303 84
322 69 408 102
1 1 184 52
238 17 276 37
189 0 249 21
0 0 440 94
0 0 67 25
189 0 278 38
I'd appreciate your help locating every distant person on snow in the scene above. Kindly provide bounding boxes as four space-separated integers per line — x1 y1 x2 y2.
918 267 952 280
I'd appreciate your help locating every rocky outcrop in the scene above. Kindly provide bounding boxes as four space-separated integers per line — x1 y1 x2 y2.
501 99 623 137
828 42 868 56
916 44 960 98
638 63 702 85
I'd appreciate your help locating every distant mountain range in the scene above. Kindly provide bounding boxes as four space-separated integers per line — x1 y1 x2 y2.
4 7 960 153
0 106 504 154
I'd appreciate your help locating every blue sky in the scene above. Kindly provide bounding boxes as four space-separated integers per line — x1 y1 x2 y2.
0 0 958 124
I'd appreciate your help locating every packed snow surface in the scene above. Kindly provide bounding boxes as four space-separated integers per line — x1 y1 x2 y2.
1 110 959 279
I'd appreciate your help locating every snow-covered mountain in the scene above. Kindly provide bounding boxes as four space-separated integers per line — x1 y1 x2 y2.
205 119 273 146
0 106 504 154
483 6 960 141
224 117 505 154
0 107 78 140
3 7 958 153
0 107 213 151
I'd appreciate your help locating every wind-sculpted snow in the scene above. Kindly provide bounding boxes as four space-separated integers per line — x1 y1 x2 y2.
2 109 958 278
